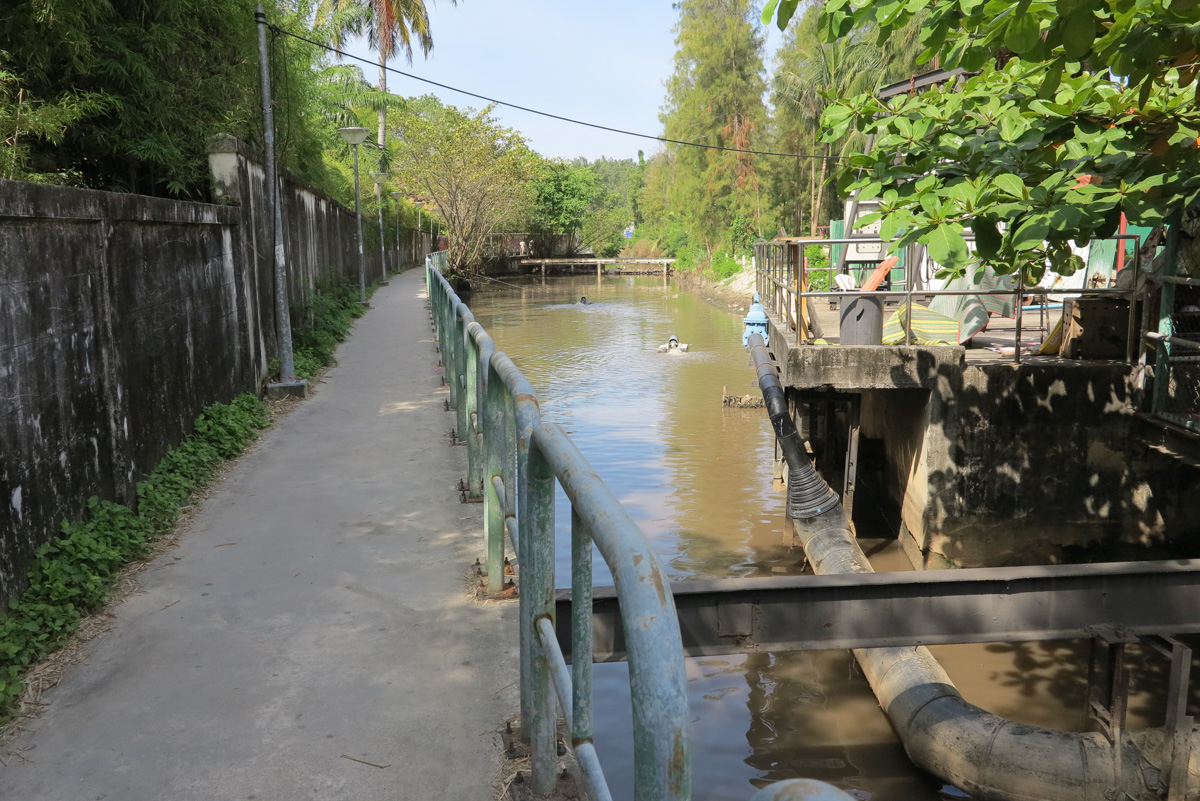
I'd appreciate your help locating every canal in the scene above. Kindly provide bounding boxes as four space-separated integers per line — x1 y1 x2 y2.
463 274 1158 801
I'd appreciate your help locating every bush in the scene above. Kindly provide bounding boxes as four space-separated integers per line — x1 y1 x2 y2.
288 276 369 379
709 252 742 280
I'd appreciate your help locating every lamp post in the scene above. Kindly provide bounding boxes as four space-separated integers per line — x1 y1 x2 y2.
255 5 304 396
372 172 388 286
338 126 370 304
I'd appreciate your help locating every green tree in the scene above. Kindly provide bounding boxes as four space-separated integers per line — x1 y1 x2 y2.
767 5 925 235
316 0 452 149
579 157 639 257
765 0 1200 283
0 0 347 197
661 0 769 258
529 160 600 251
392 102 534 275
0 55 107 183
0 0 276 195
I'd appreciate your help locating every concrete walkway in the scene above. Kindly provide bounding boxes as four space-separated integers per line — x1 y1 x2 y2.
0 268 518 800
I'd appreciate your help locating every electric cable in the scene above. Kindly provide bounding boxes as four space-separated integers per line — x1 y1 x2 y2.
269 24 840 161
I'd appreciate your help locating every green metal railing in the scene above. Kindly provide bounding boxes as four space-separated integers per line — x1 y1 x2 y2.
1150 213 1200 431
425 253 690 801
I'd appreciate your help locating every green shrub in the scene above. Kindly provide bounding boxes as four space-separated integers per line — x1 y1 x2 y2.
289 276 370 379
709 252 742 280
0 394 270 719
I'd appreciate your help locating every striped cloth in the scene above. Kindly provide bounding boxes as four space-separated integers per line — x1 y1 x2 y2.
881 303 962 345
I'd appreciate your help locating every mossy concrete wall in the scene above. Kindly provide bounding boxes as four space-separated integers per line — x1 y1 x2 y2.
0 180 248 603
1 143 385 604
778 336 1200 567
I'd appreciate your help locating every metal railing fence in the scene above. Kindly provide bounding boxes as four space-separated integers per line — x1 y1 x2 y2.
1151 214 1200 430
424 253 690 801
753 236 1142 365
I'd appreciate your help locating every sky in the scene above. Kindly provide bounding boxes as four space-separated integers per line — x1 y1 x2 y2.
339 1 784 163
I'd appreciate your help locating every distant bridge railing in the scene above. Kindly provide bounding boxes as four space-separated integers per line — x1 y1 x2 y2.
424 252 690 801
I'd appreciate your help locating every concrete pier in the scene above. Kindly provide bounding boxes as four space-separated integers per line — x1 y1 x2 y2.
0 268 518 800
764 316 1200 568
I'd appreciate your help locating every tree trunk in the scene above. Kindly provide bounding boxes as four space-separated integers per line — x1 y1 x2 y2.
378 56 387 149
809 131 819 236
813 143 830 236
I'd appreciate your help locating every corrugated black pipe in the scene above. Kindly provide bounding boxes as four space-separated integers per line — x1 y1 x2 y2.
746 333 840 519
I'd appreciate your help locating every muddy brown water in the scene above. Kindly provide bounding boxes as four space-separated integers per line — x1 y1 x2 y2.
464 274 1181 801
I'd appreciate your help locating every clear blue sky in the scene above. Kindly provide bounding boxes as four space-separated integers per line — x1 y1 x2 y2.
341 1 783 163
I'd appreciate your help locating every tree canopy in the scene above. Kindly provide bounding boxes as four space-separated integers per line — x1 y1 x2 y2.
392 102 534 275
765 0 1200 283
661 0 768 253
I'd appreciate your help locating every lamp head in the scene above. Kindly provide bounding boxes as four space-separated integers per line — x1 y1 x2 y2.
337 127 369 146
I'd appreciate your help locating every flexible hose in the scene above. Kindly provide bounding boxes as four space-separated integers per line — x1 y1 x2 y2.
747 333 839 519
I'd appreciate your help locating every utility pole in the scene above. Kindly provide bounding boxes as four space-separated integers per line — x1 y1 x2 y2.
374 174 388 285
338 127 370 305
255 5 305 397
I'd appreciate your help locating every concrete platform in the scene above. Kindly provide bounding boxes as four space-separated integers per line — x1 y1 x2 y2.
0 268 518 801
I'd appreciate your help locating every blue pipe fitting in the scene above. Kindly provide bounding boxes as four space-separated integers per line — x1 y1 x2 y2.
743 292 769 348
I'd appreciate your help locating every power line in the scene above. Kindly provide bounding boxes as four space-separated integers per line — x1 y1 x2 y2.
270 25 839 161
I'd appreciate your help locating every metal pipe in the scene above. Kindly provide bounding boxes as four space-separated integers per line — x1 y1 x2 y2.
745 333 1199 800
526 441 558 796
1146 331 1200 351
490 352 541 743
254 6 297 382
465 321 488 498
537 616 574 731
351 143 367 304
573 743 615 801
570 507 593 745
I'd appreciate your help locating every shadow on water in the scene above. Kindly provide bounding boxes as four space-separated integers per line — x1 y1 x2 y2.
464 275 1200 801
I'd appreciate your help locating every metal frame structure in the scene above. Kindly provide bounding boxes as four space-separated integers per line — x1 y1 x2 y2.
1147 213 1200 431
424 250 1200 800
555 559 1200 659
426 252 690 801
753 235 1144 364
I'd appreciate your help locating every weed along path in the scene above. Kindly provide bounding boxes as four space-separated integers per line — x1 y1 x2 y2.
0 268 518 801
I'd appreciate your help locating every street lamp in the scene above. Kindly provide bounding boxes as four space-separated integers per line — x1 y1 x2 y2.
338 126 370 304
372 172 388 286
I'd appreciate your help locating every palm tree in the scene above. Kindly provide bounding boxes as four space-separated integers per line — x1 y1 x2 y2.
315 0 452 149
771 5 926 234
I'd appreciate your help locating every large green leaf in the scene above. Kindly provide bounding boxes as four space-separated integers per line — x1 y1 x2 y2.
1004 10 1041 53
993 173 1027 198
925 222 970 268
972 216 1003 258
1011 215 1050 250
1061 9 1096 59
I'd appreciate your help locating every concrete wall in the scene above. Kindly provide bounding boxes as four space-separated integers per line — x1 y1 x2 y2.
1 140 420 604
210 135 375 380
781 334 1200 568
0 180 247 603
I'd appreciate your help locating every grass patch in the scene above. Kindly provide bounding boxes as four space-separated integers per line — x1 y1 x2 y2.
0 394 270 721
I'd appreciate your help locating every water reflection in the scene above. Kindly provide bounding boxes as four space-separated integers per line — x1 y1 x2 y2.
466 276 791 587
462 276 1196 801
